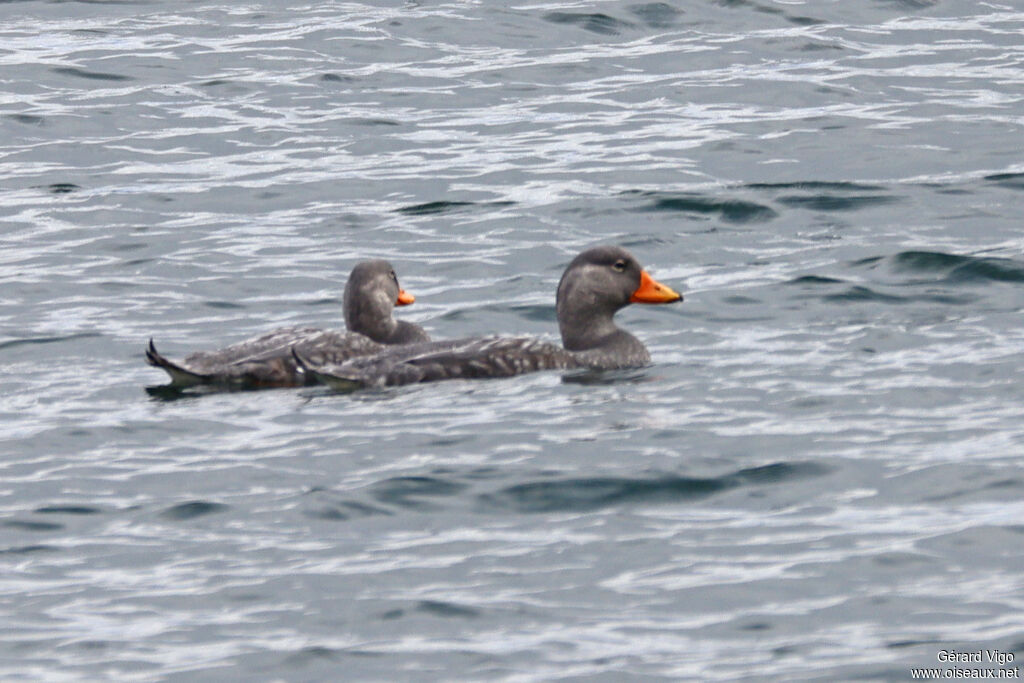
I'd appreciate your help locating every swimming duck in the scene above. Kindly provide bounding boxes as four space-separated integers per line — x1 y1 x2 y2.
297 246 681 390
145 260 428 387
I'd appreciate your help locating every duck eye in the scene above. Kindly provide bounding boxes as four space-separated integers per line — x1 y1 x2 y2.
612 260 627 272
390 271 397 280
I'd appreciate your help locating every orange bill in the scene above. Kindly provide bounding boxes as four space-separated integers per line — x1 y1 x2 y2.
396 289 415 306
630 270 682 304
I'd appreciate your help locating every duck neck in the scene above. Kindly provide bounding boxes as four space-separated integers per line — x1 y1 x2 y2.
557 299 623 351
346 292 397 343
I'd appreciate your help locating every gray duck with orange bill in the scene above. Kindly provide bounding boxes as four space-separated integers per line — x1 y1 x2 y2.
146 259 428 388
297 246 682 390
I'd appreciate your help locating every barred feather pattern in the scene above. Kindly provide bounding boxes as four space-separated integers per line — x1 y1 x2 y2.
302 335 650 390
147 327 384 388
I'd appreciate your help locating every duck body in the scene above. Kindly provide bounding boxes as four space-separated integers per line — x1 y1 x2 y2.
147 328 383 388
146 260 426 388
298 336 577 390
299 246 681 390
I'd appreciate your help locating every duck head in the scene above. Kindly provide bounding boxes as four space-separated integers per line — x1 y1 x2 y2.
555 245 681 351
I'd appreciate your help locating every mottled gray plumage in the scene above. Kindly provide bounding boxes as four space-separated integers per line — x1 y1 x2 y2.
146 260 426 387
300 246 681 390
296 336 577 390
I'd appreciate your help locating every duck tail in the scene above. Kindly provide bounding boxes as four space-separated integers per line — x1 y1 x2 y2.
146 339 209 387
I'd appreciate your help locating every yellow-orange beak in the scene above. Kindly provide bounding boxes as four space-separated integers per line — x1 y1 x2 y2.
396 289 415 306
630 270 682 304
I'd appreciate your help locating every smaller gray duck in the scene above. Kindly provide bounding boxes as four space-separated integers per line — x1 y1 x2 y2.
296 246 681 391
146 260 429 388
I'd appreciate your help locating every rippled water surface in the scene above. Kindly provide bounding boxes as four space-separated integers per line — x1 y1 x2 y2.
3 0 1024 680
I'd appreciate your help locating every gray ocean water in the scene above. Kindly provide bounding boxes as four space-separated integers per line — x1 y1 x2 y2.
3 0 1024 680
